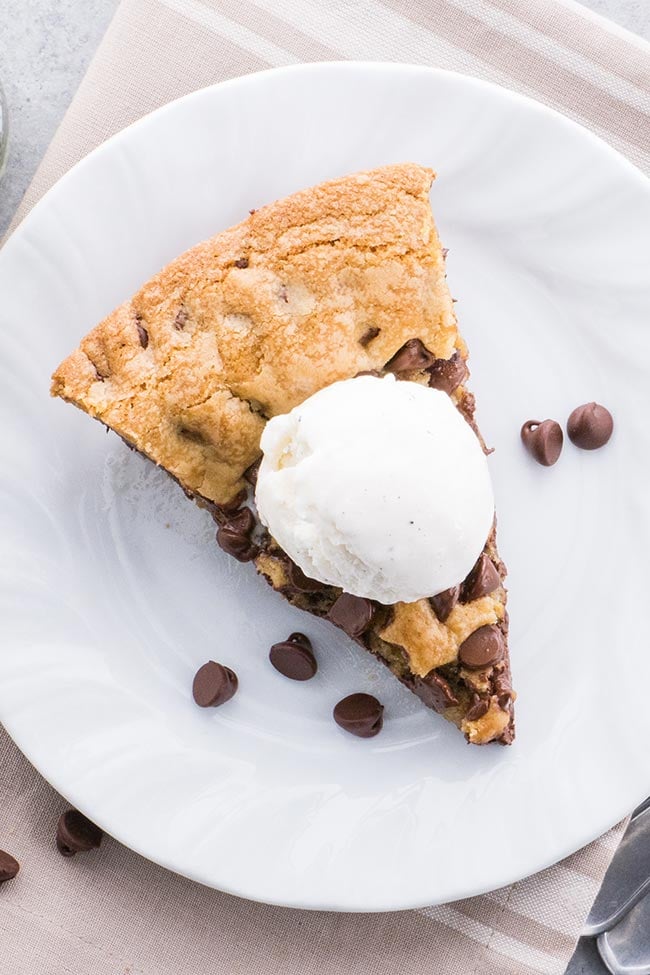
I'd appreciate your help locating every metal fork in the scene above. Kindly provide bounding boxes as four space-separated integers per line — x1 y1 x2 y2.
567 799 650 975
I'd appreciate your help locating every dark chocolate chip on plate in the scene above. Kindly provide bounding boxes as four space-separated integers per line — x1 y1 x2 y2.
520 419 563 466
327 593 375 638
333 693 384 738
56 809 103 857
192 661 239 708
0 850 19 884
458 625 505 669
269 633 317 681
567 402 613 450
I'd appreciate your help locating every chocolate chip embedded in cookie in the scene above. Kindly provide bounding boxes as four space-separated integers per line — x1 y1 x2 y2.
385 338 435 374
212 488 248 526
567 402 613 450
359 325 380 347
461 554 500 603
333 693 384 738
465 696 490 721
411 670 458 712
520 419 563 466
269 633 317 681
429 586 459 623
427 351 468 395
216 507 259 562
244 456 262 487
173 307 188 330
286 562 322 593
327 594 375 638
0 850 19 884
458 625 505 669
192 661 239 707
136 319 149 349
56 809 103 857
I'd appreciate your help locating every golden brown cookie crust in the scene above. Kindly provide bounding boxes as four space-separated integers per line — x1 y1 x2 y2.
52 163 458 504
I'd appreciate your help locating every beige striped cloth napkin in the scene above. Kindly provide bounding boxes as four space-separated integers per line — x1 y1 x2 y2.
3 1 649 973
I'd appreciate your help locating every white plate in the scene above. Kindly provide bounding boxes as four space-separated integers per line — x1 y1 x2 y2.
1 62 650 912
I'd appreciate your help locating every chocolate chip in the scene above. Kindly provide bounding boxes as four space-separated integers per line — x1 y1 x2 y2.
287 561 323 593
216 505 259 561
216 526 258 561
520 419 563 466
458 625 505 669
192 661 238 707
218 488 248 514
327 593 375 638
427 352 468 395
429 585 459 623
217 529 259 561
244 456 262 486
567 402 613 450
333 693 383 738
269 633 317 681
136 320 149 349
56 809 103 857
413 670 458 711
178 425 207 445
465 697 490 722
385 338 435 374
359 326 380 347
174 308 188 330
234 257 249 269
461 554 501 603
492 670 513 701
0 850 19 884
225 507 256 535
442 247 449 258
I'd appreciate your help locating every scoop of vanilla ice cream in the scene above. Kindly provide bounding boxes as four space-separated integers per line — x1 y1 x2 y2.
255 374 494 605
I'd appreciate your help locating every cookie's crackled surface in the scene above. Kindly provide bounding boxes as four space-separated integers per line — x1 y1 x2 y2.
52 163 457 504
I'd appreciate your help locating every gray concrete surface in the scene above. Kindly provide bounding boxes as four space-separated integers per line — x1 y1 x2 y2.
582 0 650 36
0 0 118 237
